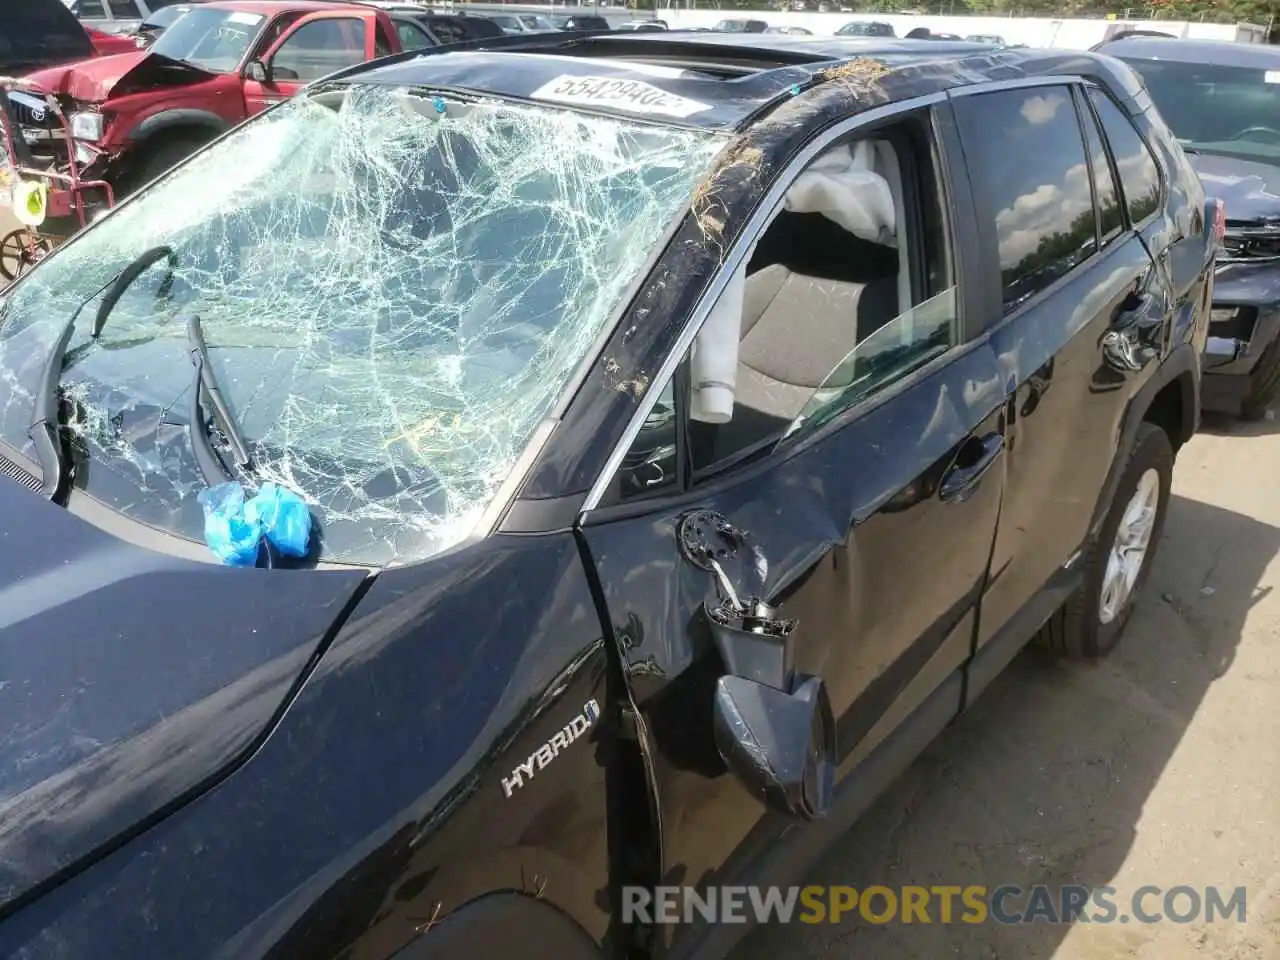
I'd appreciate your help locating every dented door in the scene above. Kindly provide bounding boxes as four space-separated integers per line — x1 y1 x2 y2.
576 339 1007 950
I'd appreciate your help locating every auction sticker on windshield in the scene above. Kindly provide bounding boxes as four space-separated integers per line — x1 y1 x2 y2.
227 12 264 24
530 75 712 119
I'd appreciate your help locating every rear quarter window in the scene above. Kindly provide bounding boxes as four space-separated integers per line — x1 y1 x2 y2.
954 85 1100 314
1087 88 1162 225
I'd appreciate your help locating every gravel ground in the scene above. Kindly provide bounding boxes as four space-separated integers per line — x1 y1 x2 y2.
734 412 1280 959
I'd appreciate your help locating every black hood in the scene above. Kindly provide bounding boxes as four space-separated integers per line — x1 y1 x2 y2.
0 0 94 75
0 473 369 913
1187 151 1280 227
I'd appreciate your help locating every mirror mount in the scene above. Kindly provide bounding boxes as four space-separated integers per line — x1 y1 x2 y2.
677 510 836 821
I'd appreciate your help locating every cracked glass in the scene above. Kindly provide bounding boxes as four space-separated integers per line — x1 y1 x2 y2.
0 84 723 565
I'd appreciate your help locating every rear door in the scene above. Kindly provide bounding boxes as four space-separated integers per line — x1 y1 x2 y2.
243 10 381 116
576 103 1007 951
949 80 1172 673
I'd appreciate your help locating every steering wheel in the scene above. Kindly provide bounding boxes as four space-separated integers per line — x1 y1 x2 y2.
1229 126 1280 144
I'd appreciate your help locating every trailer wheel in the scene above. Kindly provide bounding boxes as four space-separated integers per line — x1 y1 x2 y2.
0 230 52 283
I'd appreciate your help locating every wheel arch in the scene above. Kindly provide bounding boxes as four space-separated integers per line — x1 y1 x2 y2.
125 109 230 146
1089 343 1198 537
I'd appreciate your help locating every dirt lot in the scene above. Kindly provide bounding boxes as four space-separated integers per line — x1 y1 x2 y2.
734 412 1280 959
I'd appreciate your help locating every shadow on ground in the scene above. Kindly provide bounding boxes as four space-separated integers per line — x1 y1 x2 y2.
731 493 1279 959
1198 410 1280 438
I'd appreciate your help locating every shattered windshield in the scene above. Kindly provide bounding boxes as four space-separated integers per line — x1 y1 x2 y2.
149 8 266 71
0 84 721 566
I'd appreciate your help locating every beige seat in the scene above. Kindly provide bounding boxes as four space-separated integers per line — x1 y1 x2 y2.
732 263 870 423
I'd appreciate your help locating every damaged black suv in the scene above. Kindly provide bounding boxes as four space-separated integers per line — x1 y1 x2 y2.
0 33 1218 960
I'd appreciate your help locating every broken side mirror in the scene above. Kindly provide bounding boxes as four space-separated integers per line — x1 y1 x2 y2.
678 510 836 822
713 673 835 820
246 60 270 83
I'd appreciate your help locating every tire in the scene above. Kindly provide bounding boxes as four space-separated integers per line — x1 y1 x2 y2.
1040 422 1173 658
1239 336 1280 421
123 136 206 196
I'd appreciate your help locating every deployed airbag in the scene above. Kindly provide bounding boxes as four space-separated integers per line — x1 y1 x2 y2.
690 140 896 422
783 140 895 245
691 267 746 423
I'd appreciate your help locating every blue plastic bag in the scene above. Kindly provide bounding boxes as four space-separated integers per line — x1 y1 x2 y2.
198 481 313 566
246 482 312 558
197 482 263 567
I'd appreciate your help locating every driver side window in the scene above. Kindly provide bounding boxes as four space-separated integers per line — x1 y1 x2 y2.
606 110 958 505
272 19 366 83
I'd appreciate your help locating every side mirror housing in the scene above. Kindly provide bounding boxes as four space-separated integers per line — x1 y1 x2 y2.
246 59 270 83
678 508 835 821
713 673 835 821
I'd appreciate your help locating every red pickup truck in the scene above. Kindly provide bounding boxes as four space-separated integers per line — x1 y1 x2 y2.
20 0 408 193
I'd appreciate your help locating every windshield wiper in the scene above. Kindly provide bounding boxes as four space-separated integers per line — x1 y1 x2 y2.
29 246 178 500
185 313 252 485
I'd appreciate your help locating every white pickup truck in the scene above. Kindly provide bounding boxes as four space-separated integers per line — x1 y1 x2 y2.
63 0 184 35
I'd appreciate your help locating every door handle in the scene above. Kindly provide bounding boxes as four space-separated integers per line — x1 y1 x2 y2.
939 432 1004 504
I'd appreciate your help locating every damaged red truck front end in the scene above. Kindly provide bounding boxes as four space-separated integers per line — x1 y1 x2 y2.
15 1 402 204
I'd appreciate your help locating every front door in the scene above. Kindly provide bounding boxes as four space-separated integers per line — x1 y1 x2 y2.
242 11 379 116
577 104 1006 951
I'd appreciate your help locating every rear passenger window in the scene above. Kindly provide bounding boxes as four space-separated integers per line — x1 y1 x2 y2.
954 86 1098 314
1078 90 1124 247
428 19 467 44
604 112 958 502
1088 89 1161 225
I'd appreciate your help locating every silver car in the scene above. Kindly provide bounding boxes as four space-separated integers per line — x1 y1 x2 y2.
64 0 181 35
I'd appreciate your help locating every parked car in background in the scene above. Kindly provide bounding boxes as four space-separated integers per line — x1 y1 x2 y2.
64 0 179 35
1096 36 1280 418
0 32 1217 960
616 19 667 31
713 17 769 32
836 19 896 37
19 1 409 196
549 14 611 32
85 22 148 53
402 10 504 43
766 24 813 35
486 12 555 34
965 33 1006 45
130 2 197 47
343 2 506 44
